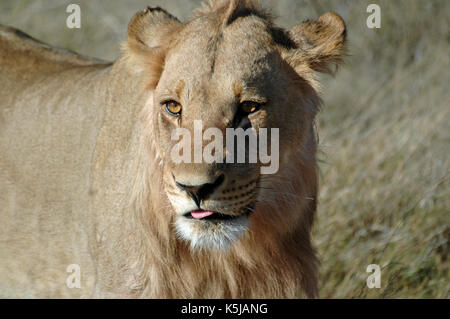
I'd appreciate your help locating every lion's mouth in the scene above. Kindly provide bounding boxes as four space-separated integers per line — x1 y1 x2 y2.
184 210 242 221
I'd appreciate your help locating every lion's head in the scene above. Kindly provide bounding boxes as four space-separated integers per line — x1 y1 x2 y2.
125 0 346 251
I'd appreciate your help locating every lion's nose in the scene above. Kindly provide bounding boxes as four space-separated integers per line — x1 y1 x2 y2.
176 174 225 207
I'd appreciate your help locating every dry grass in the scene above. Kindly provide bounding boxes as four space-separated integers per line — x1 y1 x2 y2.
0 0 448 298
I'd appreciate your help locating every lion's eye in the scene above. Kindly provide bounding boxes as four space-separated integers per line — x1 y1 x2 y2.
240 101 262 114
164 101 182 117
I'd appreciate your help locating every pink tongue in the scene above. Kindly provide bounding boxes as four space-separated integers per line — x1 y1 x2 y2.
191 210 215 220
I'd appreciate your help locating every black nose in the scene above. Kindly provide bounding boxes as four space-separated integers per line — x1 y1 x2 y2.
176 174 225 207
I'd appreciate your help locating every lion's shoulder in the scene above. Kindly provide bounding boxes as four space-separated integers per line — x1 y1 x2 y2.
0 25 109 75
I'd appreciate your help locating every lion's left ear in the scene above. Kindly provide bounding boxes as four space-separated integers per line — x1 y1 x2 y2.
284 12 347 74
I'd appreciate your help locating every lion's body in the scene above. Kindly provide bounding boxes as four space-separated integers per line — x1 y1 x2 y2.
0 26 111 297
0 0 346 298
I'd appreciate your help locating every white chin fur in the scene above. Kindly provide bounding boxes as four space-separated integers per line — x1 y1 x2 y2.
174 216 249 252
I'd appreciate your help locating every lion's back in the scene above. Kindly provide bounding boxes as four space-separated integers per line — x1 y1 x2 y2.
0 25 111 298
0 25 104 73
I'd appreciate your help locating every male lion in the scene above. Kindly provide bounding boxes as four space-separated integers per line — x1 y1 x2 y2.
0 0 346 298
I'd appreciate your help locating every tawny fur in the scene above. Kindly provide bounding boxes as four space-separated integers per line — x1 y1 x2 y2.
0 0 346 298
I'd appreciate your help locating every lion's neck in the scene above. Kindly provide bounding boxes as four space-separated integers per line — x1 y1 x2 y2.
121 158 319 298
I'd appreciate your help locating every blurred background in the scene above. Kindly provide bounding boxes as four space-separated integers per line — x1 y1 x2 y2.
0 0 448 298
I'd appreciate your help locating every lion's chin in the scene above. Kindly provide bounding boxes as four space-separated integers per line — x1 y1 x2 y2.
174 214 249 252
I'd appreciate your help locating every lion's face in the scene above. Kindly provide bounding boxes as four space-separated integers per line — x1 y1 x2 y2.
153 17 314 250
127 3 346 250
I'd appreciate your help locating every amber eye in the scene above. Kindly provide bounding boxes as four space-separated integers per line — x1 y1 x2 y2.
240 101 262 114
164 101 182 117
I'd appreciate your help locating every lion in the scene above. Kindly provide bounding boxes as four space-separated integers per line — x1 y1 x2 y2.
0 0 346 298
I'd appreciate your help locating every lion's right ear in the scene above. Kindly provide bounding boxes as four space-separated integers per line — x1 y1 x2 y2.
126 7 182 86
128 6 181 51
